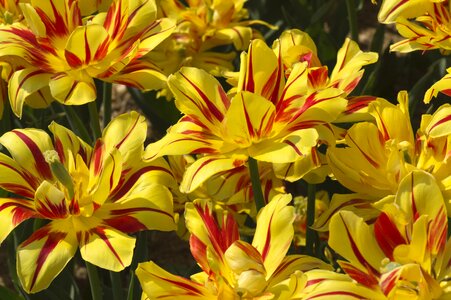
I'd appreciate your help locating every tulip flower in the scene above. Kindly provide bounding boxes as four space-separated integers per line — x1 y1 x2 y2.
137 194 379 299
328 170 450 299
0 111 176 293
0 0 175 117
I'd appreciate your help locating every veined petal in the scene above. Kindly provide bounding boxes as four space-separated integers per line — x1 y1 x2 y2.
301 270 386 299
8 68 52 117
313 193 379 232
424 103 451 138
252 193 294 278
223 91 275 147
328 210 385 284
168 67 229 130
102 111 146 162
102 184 176 233
377 0 433 23
0 153 38 197
64 24 109 69
0 198 36 243
137 18 176 56
180 155 247 193
136 261 216 299
49 73 97 105
88 140 122 206
267 255 332 288
108 60 167 91
214 26 252 50
0 128 53 182
49 121 92 165
78 223 135 271
185 200 239 273
329 38 378 96
34 180 68 219
249 128 318 164
238 39 280 99
17 221 77 293
144 116 225 160
424 69 451 104
395 170 447 256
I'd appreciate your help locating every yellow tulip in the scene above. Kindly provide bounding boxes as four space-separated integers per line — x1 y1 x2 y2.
0 112 176 293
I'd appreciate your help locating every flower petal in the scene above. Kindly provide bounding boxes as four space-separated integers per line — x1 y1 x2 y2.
78 223 135 271
109 60 167 91
424 103 451 138
0 128 54 183
136 261 216 299
8 68 53 117
34 180 68 219
0 198 36 243
49 73 96 105
180 155 247 193
102 184 176 233
168 67 229 130
252 193 294 278
328 210 385 284
0 153 38 197
17 221 77 293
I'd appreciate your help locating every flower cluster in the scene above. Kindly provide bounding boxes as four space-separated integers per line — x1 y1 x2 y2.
0 0 449 299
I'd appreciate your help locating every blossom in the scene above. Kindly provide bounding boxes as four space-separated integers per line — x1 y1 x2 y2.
373 0 451 53
328 170 451 299
0 0 175 117
326 91 451 215
145 0 275 98
137 194 379 299
0 111 176 293
144 29 377 191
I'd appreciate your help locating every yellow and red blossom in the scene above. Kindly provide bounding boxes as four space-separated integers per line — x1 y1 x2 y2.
327 91 451 215
144 30 377 191
137 195 380 299
0 0 175 117
0 111 176 293
328 170 450 299
373 0 451 53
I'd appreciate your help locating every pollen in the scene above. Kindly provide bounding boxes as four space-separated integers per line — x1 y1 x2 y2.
44 150 61 164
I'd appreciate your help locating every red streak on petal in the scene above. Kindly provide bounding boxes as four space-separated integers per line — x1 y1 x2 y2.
25 229 68 291
283 140 303 156
115 116 139 149
245 44 255 92
374 212 406 260
180 72 224 122
241 94 255 139
428 114 451 135
151 271 206 295
92 140 104 176
90 227 124 268
261 214 273 261
65 50 83 68
12 130 53 180
104 216 146 233
84 28 91 65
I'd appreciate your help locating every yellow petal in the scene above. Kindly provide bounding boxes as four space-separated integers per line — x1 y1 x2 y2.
17 221 77 293
180 155 247 193
8 68 53 118
0 128 54 182
0 198 36 244
252 193 294 278
136 261 216 299
49 73 97 105
78 223 135 271
329 210 385 280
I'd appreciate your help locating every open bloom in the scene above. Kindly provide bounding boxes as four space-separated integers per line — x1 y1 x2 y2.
328 170 451 299
145 29 377 191
145 0 275 98
0 0 175 117
373 0 451 53
327 91 451 215
137 194 379 299
0 111 176 293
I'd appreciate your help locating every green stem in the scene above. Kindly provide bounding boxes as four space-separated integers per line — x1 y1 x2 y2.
63 106 92 144
128 231 148 300
86 262 102 300
103 82 113 128
88 101 102 140
248 157 265 212
345 0 359 42
109 271 122 300
126 271 135 300
305 183 317 256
